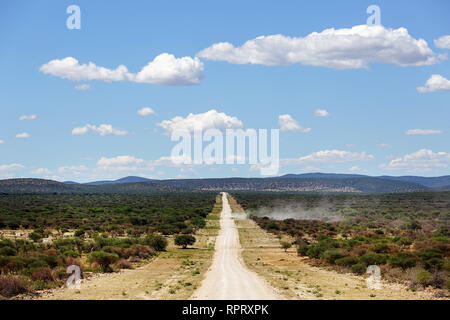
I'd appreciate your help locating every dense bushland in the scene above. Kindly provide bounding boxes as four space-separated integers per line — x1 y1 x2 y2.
233 192 449 293
0 192 217 298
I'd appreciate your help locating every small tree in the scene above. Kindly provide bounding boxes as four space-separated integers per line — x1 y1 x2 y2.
174 235 196 249
146 234 168 252
89 251 119 272
281 241 292 252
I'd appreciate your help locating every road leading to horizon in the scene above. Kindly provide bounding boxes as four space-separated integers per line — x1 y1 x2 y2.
191 192 281 300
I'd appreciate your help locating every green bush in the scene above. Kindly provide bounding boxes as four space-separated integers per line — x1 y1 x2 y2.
174 235 196 249
281 241 292 252
89 251 119 272
297 243 308 256
335 256 359 266
359 253 388 266
416 269 432 286
146 234 168 252
321 249 345 264
64 250 79 258
29 232 43 242
351 263 367 274
0 246 16 256
388 253 417 270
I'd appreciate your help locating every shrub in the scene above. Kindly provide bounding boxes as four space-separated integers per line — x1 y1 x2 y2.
335 256 359 267
281 241 292 252
146 234 168 252
351 263 367 275
64 250 79 258
371 243 389 253
0 246 16 256
30 267 55 282
321 249 345 264
74 230 85 238
29 232 43 242
89 251 119 272
388 253 417 270
0 275 30 298
359 253 388 266
297 243 308 256
174 235 196 249
416 270 432 286
114 259 133 270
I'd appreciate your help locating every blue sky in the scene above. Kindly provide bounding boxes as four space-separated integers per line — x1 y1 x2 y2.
0 0 449 182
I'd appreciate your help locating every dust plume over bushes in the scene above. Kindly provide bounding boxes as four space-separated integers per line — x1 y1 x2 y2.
248 202 344 223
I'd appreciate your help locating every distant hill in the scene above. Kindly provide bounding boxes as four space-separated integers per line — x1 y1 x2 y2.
281 173 367 179
79 176 156 185
63 181 80 185
0 179 81 193
379 175 450 188
0 179 180 194
1 173 442 194
152 176 427 193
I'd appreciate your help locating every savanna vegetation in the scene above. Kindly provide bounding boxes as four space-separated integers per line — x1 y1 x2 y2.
0 192 216 299
232 192 450 294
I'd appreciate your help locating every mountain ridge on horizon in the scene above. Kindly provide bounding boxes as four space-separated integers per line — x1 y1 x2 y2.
62 173 450 188
1 173 449 194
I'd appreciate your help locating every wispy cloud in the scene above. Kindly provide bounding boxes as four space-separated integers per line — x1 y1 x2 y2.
405 129 442 135
16 132 30 138
19 114 37 120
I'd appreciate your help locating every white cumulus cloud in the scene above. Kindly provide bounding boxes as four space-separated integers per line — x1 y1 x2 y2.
434 35 450 49
19 114 37 120
72 124 129 136
278 114 311 133
381 149 450 172
417 74 450 93
97 155 145 168
314 109 329 117
405 129 442 135
137 107 155 116
158 109 243 134
197 25 439 69
40 53 204 86
134 53 204 85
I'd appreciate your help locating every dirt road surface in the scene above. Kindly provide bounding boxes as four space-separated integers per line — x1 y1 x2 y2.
191 193 281 300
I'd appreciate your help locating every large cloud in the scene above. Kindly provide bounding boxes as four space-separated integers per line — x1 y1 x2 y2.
197 25 439 69
278 114 311 133
158 109 243 134
417 74 450 93
72 124 129 136
434 35 450 49
381 149 450 172
40 53 204 86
